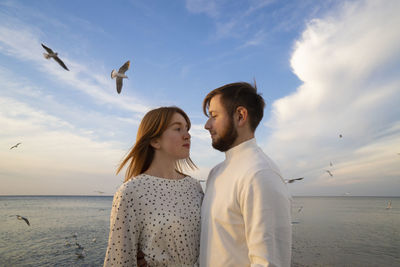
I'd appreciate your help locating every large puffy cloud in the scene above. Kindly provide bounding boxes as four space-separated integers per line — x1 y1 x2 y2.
264 0 400 196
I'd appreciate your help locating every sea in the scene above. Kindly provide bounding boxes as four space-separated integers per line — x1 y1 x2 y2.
0 196 399 267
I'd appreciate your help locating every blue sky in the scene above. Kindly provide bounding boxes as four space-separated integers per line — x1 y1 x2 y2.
1 0 399 196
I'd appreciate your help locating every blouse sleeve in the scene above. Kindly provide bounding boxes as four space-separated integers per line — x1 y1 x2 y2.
104 185 139 267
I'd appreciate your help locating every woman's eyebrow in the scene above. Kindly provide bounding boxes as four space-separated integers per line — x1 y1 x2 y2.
169 121 189 128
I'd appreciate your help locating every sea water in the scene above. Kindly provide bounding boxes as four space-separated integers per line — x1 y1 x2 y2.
0 196 399 266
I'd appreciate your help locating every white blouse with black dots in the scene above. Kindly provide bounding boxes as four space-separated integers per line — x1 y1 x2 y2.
104 174 204 267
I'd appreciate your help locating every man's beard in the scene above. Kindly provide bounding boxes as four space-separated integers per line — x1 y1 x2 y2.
212 118 238 152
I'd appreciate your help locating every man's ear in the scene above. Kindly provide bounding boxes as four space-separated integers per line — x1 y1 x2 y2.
235 106 248 127
150 138 160 149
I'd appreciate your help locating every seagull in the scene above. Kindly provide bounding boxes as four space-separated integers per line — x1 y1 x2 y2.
111 60 130 94
285 177 304 184
75 242 84 250
41 44 69 71
330 162 333 167
339 134 343 138
298 206 303 212
386 201 392 210
325 170 333 177
75 250 86 259
94 190 105 194
10 142 22 150
16 215 30 226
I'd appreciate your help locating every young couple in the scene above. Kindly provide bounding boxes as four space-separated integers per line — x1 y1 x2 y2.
104 82 292 267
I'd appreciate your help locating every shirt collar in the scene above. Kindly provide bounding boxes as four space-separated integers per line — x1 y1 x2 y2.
225 138 257 161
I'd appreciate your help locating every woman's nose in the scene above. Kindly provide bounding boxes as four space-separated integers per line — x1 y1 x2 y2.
184 131 190 140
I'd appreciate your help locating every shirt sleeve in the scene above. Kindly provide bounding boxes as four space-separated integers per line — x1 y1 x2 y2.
104 185 139 267
239 169 292 267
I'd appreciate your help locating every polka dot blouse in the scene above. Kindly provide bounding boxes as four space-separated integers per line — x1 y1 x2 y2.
104 174 204 267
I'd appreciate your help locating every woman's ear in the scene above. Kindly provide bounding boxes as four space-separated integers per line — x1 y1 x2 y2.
150 138 160 149
236 106 248 127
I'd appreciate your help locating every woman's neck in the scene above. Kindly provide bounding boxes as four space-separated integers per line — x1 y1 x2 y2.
144 154 184 180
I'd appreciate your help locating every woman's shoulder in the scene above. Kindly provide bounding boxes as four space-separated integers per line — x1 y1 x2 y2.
115 174 148 194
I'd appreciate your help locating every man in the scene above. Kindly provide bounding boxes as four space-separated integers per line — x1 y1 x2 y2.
199 82 292 267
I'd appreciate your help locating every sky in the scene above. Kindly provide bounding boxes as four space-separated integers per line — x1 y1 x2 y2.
0 0 399 196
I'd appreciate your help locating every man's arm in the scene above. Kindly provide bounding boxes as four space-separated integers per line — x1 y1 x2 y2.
240 169 292 267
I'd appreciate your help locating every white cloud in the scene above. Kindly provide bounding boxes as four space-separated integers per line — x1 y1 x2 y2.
264 0 400 196
185 0 219 18
0 96 127 195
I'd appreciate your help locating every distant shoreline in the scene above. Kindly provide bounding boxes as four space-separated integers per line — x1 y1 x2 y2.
0 195 399 198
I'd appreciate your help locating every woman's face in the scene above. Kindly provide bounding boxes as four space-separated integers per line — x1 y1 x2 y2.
154 112 191 160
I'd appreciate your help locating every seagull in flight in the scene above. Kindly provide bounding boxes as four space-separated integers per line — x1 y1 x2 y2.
111 60 130 94
325 170 333 177
15 215 30 226
94 190 105 194
10 142 21 150
41 43 69 71
284 177 304 184
298 206 303 212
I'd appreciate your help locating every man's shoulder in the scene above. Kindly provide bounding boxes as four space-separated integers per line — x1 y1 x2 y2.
244 146 281 172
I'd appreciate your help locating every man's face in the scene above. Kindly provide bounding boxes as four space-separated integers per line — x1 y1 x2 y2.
204 95 238 152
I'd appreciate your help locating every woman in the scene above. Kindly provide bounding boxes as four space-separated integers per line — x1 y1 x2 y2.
104 107 203 267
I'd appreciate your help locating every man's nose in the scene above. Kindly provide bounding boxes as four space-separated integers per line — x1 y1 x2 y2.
204 118 211 130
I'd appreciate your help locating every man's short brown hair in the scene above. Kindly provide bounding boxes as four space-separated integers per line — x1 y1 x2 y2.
203 82 265 132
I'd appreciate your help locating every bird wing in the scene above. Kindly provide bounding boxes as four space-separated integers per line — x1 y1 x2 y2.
22 217 30 226
118 60 130 74
287 177 304 183
17 215 30 226
116 77 123 94
54 56 69 71
41 43 54 54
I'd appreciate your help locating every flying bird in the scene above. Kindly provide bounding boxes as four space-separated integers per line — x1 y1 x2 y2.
41 43 69 71
111 60 130 94
325 170 333 177
284 177 304 184
94 190 105 194
10 142 21 150
339 134 343 138
16 215 30 226
298 206 303 212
